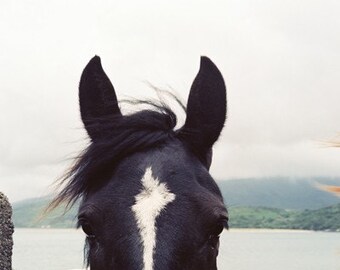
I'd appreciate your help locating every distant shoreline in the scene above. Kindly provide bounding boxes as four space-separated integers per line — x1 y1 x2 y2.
228 228 313 233
13 227 335 233
14 228 82 232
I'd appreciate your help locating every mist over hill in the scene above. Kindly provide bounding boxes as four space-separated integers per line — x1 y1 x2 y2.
218 177 340 210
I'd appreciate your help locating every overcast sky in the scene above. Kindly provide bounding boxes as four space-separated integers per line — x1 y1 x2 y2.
1 0 340 202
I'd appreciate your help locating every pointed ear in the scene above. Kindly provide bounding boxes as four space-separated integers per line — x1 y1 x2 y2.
178 56 227 163
79 56 122 140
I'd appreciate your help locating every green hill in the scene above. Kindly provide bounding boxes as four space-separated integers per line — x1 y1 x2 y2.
229 204 340 231
290 204 340 231
229 206 296 229
12 197 78 228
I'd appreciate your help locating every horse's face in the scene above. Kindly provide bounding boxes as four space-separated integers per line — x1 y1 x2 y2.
56 56 228 270
78 141 227 270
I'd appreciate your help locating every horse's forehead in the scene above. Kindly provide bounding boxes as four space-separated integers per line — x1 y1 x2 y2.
132 166 176 270
129 164 222 270
113 143 193 184
138 143 192 169
82 152 222 269
117 143 220 200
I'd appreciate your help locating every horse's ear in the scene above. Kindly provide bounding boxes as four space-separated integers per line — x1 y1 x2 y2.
178 56 226 165
79 56 122 140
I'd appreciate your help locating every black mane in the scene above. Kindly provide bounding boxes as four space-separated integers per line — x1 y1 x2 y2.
50 96 185 210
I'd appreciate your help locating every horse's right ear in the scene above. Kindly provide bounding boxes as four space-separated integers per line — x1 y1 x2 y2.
79 56 122 140
178 56 227 166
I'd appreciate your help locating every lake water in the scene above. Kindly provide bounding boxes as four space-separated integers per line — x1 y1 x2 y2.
12 229 340 270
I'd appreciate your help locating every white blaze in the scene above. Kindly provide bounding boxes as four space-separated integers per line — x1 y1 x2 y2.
132 167 176 270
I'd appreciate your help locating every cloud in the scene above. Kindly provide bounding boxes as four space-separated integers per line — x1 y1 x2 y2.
1 0 340 201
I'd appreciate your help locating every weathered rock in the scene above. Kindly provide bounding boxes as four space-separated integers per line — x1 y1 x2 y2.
0 192 14 270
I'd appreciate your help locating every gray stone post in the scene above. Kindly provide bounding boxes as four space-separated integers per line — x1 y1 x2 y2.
0 192 14 270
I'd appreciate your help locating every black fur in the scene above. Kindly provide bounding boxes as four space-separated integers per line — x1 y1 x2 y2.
51 56 228 270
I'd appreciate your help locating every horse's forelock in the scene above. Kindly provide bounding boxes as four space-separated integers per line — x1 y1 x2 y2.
48 93 184 212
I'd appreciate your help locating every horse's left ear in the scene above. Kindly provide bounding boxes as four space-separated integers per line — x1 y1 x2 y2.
79 56 122 141
178 56 227 166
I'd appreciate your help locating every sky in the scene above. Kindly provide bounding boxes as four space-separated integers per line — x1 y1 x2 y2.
1 0 340 202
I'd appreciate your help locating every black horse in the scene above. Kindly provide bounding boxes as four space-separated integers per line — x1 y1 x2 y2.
52 56 228 270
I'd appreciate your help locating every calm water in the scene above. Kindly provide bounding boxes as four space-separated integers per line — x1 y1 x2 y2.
13 229 340 270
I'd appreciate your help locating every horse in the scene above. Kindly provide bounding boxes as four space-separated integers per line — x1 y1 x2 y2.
50 56 228 270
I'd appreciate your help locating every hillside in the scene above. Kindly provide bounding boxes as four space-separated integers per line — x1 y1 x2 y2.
290 204 340 231
229 204 340 231
229 206 295 229
12 197 78 228
219 177 340 210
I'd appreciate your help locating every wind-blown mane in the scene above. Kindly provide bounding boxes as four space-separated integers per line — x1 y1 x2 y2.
50 95 185 210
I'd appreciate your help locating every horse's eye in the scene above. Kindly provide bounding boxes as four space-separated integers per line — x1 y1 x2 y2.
207 219 227 249
81 222 95 238
214 223 224 236
208 234 220 249
213 218 228 236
